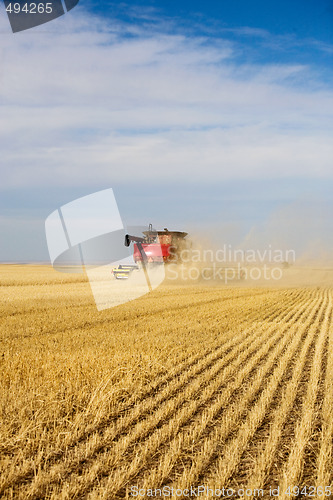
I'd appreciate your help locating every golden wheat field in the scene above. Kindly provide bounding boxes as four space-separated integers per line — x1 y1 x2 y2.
0 265 332 499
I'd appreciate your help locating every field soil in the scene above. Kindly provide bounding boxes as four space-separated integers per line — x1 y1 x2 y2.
0 265 332 499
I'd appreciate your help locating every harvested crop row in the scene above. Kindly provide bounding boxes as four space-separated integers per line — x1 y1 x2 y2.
0 266 331 500
0 289 302 496
163 291 324 493
243 290 330 494
79 292 320 497
23 298 299 499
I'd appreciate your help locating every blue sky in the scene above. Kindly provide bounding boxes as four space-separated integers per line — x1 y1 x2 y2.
90 0 333 67
0 0 332 261
91 0 333 40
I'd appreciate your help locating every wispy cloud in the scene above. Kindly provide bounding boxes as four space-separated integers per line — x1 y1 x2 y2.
0 7 332 191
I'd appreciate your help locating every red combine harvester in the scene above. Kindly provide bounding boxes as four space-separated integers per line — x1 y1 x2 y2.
112 224 188 279
133 224 188 264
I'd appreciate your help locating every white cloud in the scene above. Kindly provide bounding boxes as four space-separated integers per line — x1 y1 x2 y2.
0 7 332 189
